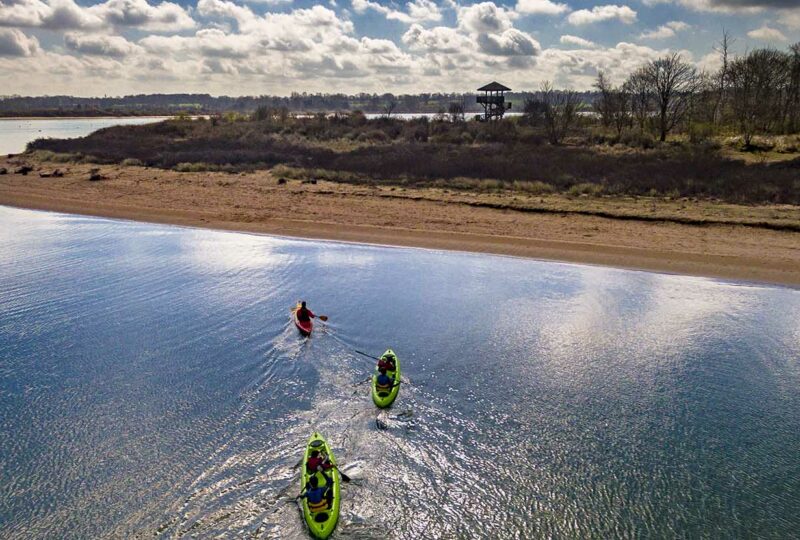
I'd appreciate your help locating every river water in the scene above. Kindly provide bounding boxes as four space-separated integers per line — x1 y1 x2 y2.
0 206 798 539
0 117 167 155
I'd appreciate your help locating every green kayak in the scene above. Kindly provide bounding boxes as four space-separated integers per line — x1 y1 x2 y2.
300 432 340 539
372 349 400 408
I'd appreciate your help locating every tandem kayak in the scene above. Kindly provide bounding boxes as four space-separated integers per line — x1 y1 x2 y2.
293 303 313 336
372 349 400 408
300 432 340 539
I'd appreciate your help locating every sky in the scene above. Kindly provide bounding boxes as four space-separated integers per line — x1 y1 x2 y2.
0 0 798 96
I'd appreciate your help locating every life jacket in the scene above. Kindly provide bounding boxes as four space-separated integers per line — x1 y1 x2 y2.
308 498 328 513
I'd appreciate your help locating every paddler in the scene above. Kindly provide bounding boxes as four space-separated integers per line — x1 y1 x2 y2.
376 367 399 390
378 354 396 372
296 301 316 324
300 470 334 510
306 449 333 473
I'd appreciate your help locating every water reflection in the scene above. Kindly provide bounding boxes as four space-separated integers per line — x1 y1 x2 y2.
1 206 799 539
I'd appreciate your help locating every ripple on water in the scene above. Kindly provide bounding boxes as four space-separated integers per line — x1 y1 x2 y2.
1 206 800 539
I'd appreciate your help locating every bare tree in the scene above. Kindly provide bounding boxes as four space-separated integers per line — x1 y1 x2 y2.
712 30 734 126
641 53 699 141
382 100 397 118
787 43 800 132
593 71 613 128
625 68 651 133
728 49 791 147
447 100 465 122
539 81 582 145
522 97 548 127
594 71 631 138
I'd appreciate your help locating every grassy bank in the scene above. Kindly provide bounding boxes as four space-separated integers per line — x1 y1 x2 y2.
26 115 800 205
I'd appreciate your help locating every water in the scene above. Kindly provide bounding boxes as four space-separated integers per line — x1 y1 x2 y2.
1 206 798 539
0 117 168 155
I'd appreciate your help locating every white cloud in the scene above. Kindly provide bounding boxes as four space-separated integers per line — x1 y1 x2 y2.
537 40 666 87
351 0 441 24
458 2 517 34
747 24 788 41
91 0 195 31
477 28 539 55
515 0 570 16
65 32 140 56
0 0 194 31
639 20 689 39
402 24 471 52
640 0 767 13
567 4 636 25
0 27 39 56
559 34 596 47
782 11 800 29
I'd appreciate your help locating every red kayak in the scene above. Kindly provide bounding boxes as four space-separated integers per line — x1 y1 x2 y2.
293 303 313 336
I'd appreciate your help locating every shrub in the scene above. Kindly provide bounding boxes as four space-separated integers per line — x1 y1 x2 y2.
121 158 144 167
567 182 604 196
174 162 216 172
356 130 390 143
512 180 555 194
688 122 715 144
620 131 655 149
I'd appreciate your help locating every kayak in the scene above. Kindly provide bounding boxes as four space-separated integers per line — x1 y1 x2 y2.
372 349 400 408
300 432 340 539
293 303 313 336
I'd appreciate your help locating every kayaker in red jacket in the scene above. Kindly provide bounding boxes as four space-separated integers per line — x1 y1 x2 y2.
296 301 315 323
377 355 396 372
306 450 332 473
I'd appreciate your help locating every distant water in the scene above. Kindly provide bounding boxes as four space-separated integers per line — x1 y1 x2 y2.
0 117 167 155
1 206 799 539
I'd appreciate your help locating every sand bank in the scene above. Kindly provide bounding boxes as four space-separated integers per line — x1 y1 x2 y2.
2 158 799 286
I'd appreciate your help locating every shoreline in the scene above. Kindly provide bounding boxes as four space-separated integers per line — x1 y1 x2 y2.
2 159 800 287
0 115 176 121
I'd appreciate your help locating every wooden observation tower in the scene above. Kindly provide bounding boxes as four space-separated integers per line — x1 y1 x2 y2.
477 82 511 121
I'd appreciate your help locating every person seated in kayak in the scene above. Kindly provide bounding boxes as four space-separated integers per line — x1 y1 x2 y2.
306 449 333 473
300 470 333 511
377 354 396 372
296 301 315 323
376 367 398 390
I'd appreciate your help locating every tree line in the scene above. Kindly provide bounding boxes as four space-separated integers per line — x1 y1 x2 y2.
0 91 589 117
579 37 800 147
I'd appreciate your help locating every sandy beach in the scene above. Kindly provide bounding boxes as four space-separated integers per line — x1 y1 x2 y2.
2 157 799 286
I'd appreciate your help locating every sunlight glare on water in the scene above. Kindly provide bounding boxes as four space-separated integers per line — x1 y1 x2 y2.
0 206 799 539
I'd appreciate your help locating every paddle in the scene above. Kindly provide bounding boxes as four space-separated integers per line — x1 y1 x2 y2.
332 465 351 483
355 349 381 361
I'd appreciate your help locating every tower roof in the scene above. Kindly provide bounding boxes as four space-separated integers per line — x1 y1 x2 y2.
477 81 511 92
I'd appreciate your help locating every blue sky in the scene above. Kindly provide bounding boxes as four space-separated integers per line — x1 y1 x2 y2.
0 0 798 96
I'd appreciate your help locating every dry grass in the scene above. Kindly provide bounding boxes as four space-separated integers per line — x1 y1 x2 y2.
25 116 800 205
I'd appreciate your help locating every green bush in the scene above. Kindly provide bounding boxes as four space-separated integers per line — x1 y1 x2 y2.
121 158 144 167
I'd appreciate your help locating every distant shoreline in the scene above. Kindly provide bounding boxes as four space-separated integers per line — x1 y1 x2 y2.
2 158 799 287
0 115 175 121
